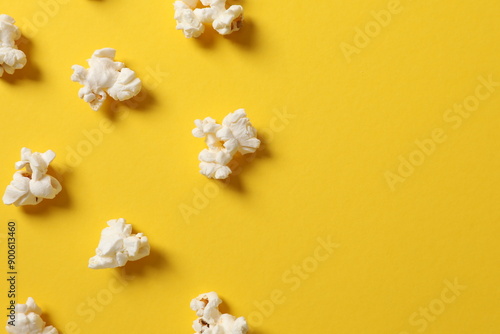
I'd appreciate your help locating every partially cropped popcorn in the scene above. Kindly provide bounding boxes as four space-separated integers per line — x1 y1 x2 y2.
0 14 27 77
174 0 244 38
191 292 248 334
3 148 62 207
6 297 58 334
71 48 142 111
192 109 260 179
89 218 150 269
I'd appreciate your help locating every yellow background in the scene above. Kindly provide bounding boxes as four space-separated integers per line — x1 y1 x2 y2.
1 0 500 333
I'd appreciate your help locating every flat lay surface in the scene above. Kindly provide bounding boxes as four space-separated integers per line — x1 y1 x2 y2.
1 0 500 333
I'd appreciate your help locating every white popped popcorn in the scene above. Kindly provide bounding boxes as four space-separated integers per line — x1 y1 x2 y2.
3 148 62 207
0 14 27 77
6 297 59 334
71 48 142 111
174 0 243 38
206 0 244 35
174 1 206 38
89 218 150 269
218 109 261 155
191 292 248 334
192 109 260 179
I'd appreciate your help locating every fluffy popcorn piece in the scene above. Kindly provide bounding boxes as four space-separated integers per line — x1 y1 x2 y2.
191 292 248 334
181 0 199 8
174 0 243 38
192 109 260 179
192 117 222 145
71 48 142 111
0 14 27 77
205 0 243 35
217 109 261 155
89 218 150 269
6 297 58 334
174 1 206 38
3 148 62 207
191 292 222 324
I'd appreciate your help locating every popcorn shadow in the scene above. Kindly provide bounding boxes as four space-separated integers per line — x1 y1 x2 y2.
249 329 265 334
40 311 57 330
21 167 72 215
102 87 157 121
224 17 257 50
101 99 118 120
194 24 218 48
218 134 270 193
117 247 168 278
218 298 232 315
127 87 157 112
2 36 41 83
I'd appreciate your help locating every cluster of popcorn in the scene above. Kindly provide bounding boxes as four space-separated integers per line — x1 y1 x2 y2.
191 292 248 334
6 297 58 334
2 148 62 207
71 48 142 111
2 4 257 332
0 14 26 77
174 0 244 38
192 109 260 179
88 218 150 269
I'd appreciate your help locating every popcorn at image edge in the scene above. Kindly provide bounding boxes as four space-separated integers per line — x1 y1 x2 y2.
191 291 249 334
0 14 27 77
89 218 150 269
173 0 244 38
192 109 260 180
6 297 58 334
71 48 142 111
3 148 62 207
